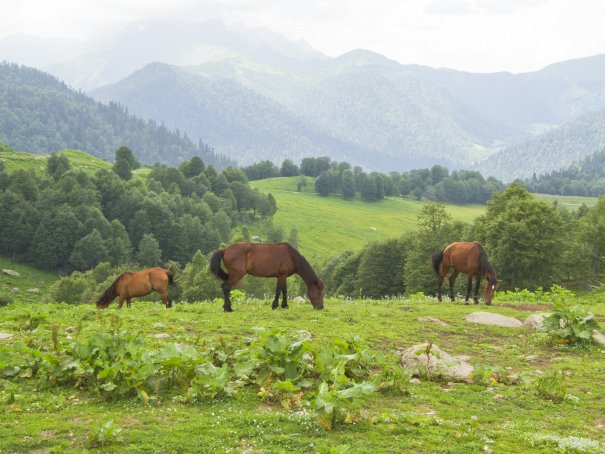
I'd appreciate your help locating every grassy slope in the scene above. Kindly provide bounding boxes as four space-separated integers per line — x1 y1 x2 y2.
0 148 151 178
250 177 486 264
0 296 604 452
0 257 57 304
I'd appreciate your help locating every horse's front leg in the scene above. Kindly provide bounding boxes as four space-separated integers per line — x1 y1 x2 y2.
272 281 280 310
222 282 233 312
474 277 482 304
280 278 288 309
118 296 126 309
448 271 459 302
465 275 473 303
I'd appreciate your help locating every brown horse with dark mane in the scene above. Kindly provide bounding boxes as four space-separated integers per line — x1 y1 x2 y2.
210 242 325 312
431 242 499 305
95 267 174 309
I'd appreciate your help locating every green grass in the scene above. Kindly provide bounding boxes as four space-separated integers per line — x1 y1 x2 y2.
1 294 604 453
0 148 151 179
250 177 486 264
533 193 598 208
0 257 58 304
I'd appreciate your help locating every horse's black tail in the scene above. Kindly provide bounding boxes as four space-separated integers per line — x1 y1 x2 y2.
210 249 229 281
165 270 174 285
431 250 444 275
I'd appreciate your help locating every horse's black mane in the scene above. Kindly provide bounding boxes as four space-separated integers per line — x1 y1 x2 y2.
285 243 320 286
476 243 496 283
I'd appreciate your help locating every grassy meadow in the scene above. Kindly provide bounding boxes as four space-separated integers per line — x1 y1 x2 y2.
0 293 604 453
0 258 58 305
250 177 486 264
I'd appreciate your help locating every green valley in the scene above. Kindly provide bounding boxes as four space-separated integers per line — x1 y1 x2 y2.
251 177 487 264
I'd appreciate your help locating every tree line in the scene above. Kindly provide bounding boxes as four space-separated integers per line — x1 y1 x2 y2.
0 144 275 273
243 156 505 204
321 184 605 298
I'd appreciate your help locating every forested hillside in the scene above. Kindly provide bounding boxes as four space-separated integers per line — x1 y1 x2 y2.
477 110 605 181
0 143 273 273
526 146 605 196
0 63 230 168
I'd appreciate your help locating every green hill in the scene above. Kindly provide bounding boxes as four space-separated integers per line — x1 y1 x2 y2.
0 146 151 179
250 177 486 264
0 62 229 168
0 256 58 304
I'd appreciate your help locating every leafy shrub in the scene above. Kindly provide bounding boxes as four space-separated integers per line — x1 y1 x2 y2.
88 420 124 448
541 286 600 345
49 271 96 305
0 295 13 307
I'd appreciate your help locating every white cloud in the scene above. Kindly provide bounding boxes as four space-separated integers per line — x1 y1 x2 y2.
1 0 604 73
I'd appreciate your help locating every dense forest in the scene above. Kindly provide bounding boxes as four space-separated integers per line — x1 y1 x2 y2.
243 156 506 204
0 63 230 168
0 143 275 273
525 146 605 196
321 185 605 298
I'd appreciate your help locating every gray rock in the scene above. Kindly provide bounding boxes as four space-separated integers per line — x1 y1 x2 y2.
0 332 13 340
251 236 262 242
292 296 306 304
523 313 552 329
593 330 605 348
2 269 20 277
417 316 449 326
400 342 474 382
10 287 19 293
26 288 40 294
464 312 523 327
154 333 170 339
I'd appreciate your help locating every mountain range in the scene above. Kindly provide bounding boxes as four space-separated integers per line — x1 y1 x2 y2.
2 20 605 180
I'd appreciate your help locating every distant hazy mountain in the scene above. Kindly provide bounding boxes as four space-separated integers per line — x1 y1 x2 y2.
476 110 605 181
4 20 605 177
42 20 326 91
0 63 229 167
91 58 491 170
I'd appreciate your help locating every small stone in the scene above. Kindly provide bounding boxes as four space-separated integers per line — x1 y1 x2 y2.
470 415 478 421
292 296 306 304
592 330 605 348
10 288 19 293
26 288 40 293
563 371 573 377
0 333 14 340
154 333 170 339
464 312 522 327
410 378 422 385
65 327 76 333
505 366 513 371
535 370 544 375
2 269 20 277
523 313 551 330
526 355 538 361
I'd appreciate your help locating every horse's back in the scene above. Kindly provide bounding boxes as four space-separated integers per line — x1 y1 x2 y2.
443 242 483 274
224 242 294 277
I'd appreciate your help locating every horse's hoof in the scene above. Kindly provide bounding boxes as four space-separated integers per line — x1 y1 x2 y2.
224 307 233 312
272 305 278 310
281 305 289 310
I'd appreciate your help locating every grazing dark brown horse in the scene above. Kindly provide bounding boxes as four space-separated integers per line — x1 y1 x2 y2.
210 242 325 312
95 267 174 309
431 242 499 305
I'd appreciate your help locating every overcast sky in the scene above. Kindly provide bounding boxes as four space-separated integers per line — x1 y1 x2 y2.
1 0 604 73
